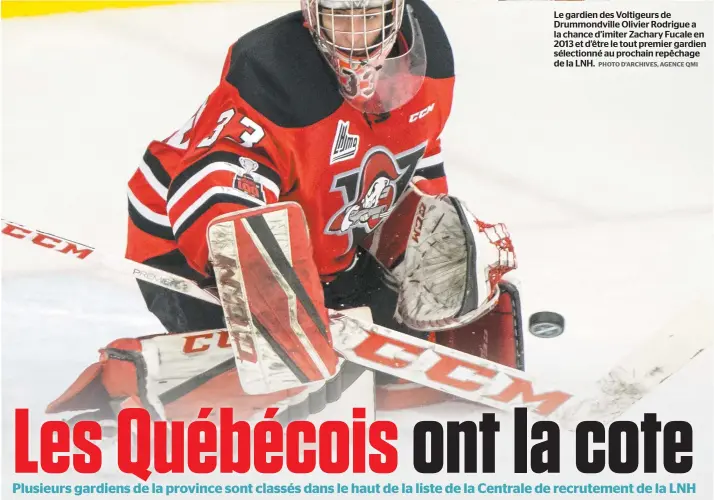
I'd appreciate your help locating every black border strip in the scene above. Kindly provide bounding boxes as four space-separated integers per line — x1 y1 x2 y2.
252 314 311 383
158 358 236 405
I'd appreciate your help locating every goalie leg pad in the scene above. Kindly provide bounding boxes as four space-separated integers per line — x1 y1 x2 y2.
46 330 364 424
207 203 340 395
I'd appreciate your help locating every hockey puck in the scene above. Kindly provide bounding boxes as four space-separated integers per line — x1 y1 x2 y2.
528 311 565 338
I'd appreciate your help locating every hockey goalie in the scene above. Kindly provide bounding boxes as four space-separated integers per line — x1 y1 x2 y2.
46 0 523 423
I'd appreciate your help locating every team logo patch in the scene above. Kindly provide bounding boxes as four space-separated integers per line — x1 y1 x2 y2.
325 143 428 252
330 120 360 165
233 156 265 202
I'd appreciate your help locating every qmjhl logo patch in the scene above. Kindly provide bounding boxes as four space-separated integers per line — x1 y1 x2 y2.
330 120 360 165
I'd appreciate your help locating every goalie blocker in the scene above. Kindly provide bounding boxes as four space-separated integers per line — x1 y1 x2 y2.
47 200 524 420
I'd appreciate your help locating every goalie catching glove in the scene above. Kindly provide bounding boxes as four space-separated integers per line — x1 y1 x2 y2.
367 185 517 331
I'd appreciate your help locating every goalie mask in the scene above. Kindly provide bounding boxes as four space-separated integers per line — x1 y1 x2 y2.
302 0 427 114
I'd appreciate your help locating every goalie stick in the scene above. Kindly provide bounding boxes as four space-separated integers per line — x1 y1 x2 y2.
1 218 218 305
3 217 710 430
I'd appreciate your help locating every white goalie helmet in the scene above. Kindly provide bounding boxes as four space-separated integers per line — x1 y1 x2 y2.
301 0 427 114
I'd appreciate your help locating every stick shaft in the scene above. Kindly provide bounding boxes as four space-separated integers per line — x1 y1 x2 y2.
1 218 219 305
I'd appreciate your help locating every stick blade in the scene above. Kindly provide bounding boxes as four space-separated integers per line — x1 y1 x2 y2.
582 300 712 425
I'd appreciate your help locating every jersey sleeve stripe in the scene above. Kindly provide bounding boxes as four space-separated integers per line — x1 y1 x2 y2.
169 151 282 201
143 149 171 188
138 159 169 200
127 189 171 226
128 169 167 209
167 158 281 212
167 161 245 212
144 149 171 187
128 200 175 241
172 187 264 239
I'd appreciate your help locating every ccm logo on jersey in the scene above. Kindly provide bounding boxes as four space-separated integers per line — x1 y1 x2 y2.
330 120 360 164
409 103 436 123
2 221 93 259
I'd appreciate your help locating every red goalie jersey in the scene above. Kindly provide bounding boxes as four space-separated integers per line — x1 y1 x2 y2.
125 0 453 298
